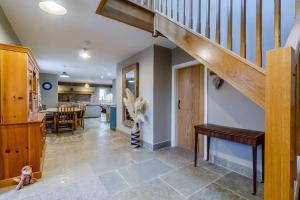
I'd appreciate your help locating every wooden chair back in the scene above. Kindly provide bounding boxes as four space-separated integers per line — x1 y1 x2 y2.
57 106 75 123
78 105 86 118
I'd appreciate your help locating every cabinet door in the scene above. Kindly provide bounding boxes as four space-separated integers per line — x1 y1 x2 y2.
0 50 28 123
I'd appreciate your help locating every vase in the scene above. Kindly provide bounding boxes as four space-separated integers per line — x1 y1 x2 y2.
131 122 141 148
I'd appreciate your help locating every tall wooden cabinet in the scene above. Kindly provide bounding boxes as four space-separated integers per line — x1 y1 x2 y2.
0 43 46 186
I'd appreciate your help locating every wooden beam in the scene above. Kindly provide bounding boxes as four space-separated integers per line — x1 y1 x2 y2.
265 47 296 200
215 0 221 44
96 0 155 33
205 0 210 38
58 82 112 88
227 0 232 50
155 13 265 108
58 90 95 95
256 0 262 66
274 0 281 49
240 0 246 58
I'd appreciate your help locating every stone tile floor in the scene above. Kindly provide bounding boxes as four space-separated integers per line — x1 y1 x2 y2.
0 118 264 200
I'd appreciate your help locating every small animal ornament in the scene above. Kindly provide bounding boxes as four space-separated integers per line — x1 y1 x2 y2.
13 165 37 190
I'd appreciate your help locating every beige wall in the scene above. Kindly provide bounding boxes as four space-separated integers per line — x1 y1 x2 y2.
0 6 21 45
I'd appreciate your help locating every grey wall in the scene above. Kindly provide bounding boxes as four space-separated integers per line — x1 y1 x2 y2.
172 47 265 178
172 47 194 66
153 45 172 145
116 45 172 149
0 6 21 45
40 73 58 108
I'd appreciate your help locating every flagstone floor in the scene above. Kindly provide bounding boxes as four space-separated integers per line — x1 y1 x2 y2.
0 118 263 200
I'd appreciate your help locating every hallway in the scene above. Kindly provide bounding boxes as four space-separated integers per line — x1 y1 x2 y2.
0 118 263 200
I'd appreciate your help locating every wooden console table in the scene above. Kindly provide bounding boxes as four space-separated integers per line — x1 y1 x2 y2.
194 124 265 195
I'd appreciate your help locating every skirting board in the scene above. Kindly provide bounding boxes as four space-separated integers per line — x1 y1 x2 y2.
116 129 170 151
212 154 263 181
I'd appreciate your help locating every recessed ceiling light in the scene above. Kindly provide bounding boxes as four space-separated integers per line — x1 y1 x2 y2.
39 1 67 15
100 75 104 79
79 48 91 59
107 72 112 76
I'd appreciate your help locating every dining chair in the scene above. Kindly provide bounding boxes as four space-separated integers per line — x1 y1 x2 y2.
77 105 86 129
56 106 75 134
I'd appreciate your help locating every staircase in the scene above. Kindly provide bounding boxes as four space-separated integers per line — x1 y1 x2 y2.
96 0 299 199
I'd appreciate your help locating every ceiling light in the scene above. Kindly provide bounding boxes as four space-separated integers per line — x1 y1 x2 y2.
79 48 91 59
84 83 90 88
107 72 112 76
39 1 67 15
100 75 104 79
60 71 69 78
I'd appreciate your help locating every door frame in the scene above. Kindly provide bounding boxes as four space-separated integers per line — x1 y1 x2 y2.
171 60 208 159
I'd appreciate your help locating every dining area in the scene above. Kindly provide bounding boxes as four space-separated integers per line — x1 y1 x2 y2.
42 105 86 134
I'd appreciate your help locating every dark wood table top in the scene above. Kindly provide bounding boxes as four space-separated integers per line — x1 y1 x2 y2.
195 124 265 146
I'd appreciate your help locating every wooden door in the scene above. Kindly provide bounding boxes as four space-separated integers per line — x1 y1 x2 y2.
177 65 204 156
0 50 28 123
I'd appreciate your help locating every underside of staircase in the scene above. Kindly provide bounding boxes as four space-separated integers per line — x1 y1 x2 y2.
96 1 299 199
97 0 265 109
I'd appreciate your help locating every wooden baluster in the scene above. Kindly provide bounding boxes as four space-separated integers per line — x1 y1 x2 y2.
177 0 179 21
165 0 168 15
274 0 281 48
190 0 193 29
184 0 186 25
205 0 210 38
256 0 262 67
240 0 246 57
197 0 201 33
216 0 221 44
227 0 232 50
170 0 173 18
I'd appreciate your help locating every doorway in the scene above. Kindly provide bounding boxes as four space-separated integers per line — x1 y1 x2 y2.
176 64 205 157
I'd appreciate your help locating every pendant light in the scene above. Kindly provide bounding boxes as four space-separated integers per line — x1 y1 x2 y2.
60 66 70 78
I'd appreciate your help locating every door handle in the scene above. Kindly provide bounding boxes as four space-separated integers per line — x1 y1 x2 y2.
178 100 181 110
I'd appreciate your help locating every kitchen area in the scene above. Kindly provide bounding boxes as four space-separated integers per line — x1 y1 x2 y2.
39 73 117 132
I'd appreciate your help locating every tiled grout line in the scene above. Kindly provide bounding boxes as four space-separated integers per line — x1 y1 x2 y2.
158 177 187 199
185 170 232 199
213 182 251 200
116 169 132 188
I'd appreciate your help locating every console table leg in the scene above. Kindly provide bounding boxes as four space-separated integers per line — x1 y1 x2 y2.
252 146 257 195
207 136 210 161
194 132 198 167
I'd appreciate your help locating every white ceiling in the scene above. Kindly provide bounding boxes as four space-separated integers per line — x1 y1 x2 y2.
0 0 175 84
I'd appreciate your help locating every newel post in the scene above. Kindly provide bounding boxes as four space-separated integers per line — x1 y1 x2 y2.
265 47 296 200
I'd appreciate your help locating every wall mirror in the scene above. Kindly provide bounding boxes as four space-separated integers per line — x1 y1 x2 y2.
122 63 139 127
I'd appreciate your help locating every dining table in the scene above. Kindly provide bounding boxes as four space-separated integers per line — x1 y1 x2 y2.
46 107 82 130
